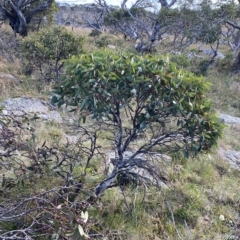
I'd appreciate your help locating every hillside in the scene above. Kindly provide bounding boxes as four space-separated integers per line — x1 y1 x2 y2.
0 2 240 239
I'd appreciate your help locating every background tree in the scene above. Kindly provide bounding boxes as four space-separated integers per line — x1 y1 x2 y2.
83 0 240 59
0 0 55 36
52 49 224 197
28 0 58 32
84 0 177 53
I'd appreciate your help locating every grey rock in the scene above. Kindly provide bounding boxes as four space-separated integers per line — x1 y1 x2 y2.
107 45 116 50
1 97 62 123
38 112 62 123
218 149 240 170
219 113 240 125
201 49 225 59
65 134 80 144
105 150 171 187
105 150 171 165
0 73 17 82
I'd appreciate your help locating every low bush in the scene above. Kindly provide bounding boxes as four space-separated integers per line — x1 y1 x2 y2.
20 26 85 83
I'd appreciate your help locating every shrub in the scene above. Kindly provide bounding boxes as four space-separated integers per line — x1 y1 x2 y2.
217 52 235 72
89 29 102 39
0 108 99 239
170 54 190 68
95 36 111 48
20 26 85 83
52 50 224 197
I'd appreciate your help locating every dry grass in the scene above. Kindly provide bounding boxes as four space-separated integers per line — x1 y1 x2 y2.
64 25 92 36
93 153 240 240
0 23 240 240
219 124 240 151
64 25 135 53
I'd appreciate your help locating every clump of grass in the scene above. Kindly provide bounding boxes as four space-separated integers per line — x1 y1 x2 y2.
204 68 240 117
219 124 240 151
90 154 240 239
34 121 65 146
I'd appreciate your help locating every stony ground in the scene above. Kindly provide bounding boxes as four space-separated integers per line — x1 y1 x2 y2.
1 96 240 172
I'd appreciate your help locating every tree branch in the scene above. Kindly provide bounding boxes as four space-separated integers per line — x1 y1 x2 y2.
26 0 54 24
226 20 240 30
0 4 13 19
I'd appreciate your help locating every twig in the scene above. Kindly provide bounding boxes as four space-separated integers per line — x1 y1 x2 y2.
166 201 184 240
184 219 192 240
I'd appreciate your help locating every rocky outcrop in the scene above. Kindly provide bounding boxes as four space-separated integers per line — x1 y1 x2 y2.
0 73 20 92
218 150 240 170
217 113 240 171
105 150 171 188
1 97 62 123
219 113 240 125
0 73 18 82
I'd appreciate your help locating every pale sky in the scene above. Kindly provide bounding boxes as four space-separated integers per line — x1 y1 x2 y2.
56 0 120 6
55 0 238 7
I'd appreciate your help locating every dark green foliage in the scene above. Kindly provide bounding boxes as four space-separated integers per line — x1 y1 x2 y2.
158 1 238 49
28 1 58 32
197 59 212 76
217 52 235 72
20 26 85 83
104 7 145 26
170 54 190 68
197 24 221 44
95 36 111 48
89 29 102 39
53 50 224 154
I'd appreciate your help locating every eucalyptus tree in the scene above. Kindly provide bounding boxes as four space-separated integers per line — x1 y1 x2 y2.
88 0 177 53
0 0 55 36
52 50 224 197
86 0 240 56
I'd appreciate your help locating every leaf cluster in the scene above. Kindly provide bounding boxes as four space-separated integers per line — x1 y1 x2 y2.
159 1 239 46
104 7 145 26
53 50 224 152
20 26 85 82
20 26 85 63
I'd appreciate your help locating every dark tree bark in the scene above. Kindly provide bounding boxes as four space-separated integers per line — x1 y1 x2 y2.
0 0 54 36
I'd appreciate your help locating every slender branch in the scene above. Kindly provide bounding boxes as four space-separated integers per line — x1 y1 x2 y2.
0 4 13 19
166 201 184 240
226 20 240 30
26 0 54 24
126 8 150 40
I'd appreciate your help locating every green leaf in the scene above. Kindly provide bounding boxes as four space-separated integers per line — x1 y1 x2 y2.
53 219 60 232
0 120 7 127
52 50 224 157
110 86 119 94
51 95 59 105
68 211 75 222
81 98 88 109
139 121 147 130
186 112 192 119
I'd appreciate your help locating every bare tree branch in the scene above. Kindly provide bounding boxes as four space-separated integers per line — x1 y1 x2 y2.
26 0 54 24
0 0 54 36
226 20 240 30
